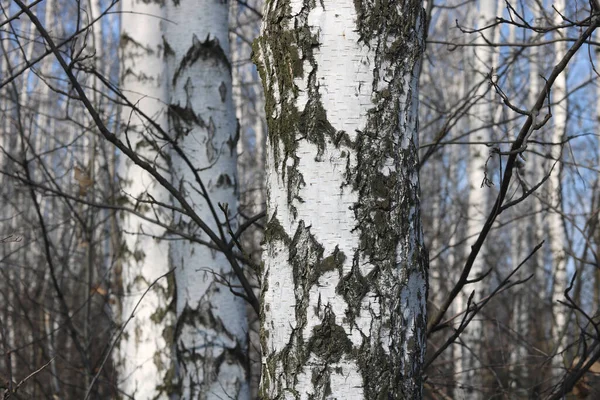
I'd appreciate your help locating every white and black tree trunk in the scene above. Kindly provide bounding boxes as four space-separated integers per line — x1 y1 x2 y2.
254 1 428 398
117 0 176 397
549 0 569 374
165 0 250 398
456 1 499 396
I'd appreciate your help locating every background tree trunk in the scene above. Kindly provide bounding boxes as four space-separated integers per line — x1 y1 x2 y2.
165 0 250 398
117 0 176 397
456 1 499 397
549 0 569 376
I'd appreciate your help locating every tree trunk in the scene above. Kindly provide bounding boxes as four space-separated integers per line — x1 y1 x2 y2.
164 1 250 398
254 1 428 398
230 1 266 397
549 0 569 375
455 0 499 396
117 0 176 398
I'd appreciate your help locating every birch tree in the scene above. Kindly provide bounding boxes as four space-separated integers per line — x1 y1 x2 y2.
165 1 250 398
230 1 266 395
549 0 569 375
117 1 176 397
254 1 428 398
455 1 499 396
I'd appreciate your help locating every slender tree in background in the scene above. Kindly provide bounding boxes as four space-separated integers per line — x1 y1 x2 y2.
456 1 499 396
231 0 266 272
230 1 266 396
549 0 569 375
165 0 250 397
254 0 428 397
117 0 176 397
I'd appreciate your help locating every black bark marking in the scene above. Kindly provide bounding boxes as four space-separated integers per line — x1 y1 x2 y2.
226 120 240 156
219 81 227 102
206 117 217 163
173 34 231 86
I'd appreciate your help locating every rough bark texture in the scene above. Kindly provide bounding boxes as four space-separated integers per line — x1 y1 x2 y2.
165 0 250 398
254 0 428 398
117 0 176 398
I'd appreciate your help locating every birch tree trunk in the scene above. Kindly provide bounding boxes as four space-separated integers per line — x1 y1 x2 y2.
164 1 250 398
0 0 18 384
230 2 266 396
254 1 428 398
117 1 176 398
549 0 569 375
231 0 266 261
455 1 499 397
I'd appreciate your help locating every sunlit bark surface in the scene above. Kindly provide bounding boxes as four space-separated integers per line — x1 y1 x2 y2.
255 1 428 398
165 0 250 398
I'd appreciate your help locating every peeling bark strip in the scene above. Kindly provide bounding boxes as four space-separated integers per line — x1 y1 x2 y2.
255 1 428 398
165 0 250 398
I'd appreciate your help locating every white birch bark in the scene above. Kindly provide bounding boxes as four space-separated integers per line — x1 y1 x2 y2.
117 1 176 398
164 1 249 398
423 3 462 313
456 0 499 397
447 5 472 387
255 1 428 398
549 0 569 374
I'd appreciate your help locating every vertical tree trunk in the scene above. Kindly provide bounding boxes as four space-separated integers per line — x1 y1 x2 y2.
549 0 569 374
0 0 16 381
255 1 428 398
231 0 267 260
117 1 176 398
230 2 266 396
164 1 250 398
36 1 62 395
456 1 499 397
